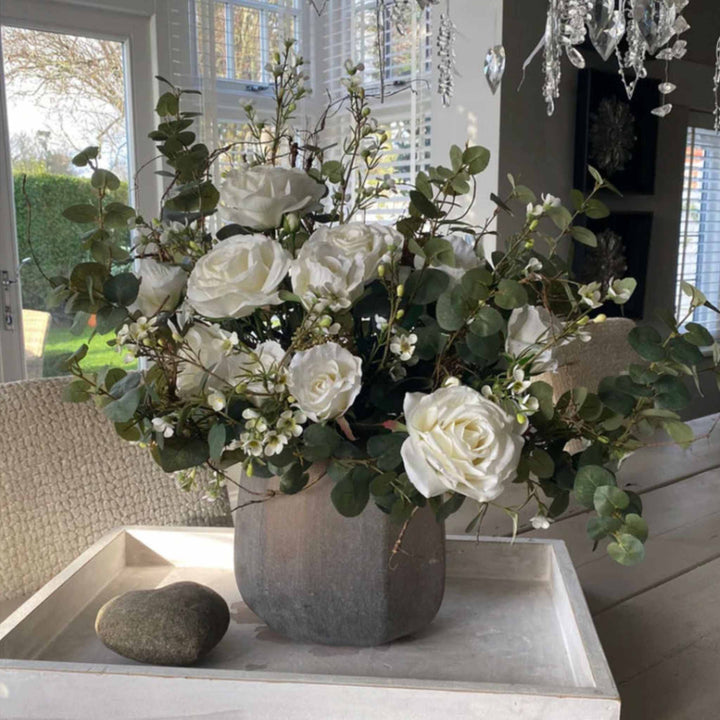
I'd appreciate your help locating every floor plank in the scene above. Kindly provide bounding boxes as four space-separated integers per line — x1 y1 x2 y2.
592 556 720 719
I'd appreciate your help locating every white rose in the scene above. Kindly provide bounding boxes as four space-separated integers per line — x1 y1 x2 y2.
505 305 567 373
235 340 286 405
131 258 187 317
287 342 362 422
176 323 238 397
290 239 365 312
187 234 291 319
401 385 525 504
413 234 482 282
307 223 401 281
220 166 325 230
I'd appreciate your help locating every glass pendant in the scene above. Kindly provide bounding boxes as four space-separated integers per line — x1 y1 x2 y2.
484 45 506 94
633 0 677 55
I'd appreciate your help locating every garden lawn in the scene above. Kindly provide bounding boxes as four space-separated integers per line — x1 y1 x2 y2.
42 325 136 376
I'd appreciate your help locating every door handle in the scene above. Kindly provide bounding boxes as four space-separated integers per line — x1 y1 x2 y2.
1 269 17 331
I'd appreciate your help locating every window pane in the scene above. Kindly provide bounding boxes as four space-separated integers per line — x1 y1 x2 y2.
1 26 136 377
214 2 229 78
233 6 262 82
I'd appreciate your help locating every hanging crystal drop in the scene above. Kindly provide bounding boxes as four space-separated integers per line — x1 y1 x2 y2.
566 45 586 69
651 103 673 117
658 81 677 94
436 11 457 107
587 0 614 42
484 45 506 94
672 39 688 59
592 8 627 62
672 0 689 10
672 15 690 35
714 35 720 134
633 0 677 55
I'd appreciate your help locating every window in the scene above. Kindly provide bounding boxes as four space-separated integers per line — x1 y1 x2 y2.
676 125 720 337
319 1 432 222
164 0 433 221
196 0 300 89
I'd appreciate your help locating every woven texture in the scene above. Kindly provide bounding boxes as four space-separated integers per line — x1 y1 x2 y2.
0 378 231 602
538 318 639 399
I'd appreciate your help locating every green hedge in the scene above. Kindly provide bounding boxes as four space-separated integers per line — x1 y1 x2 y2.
14 173 129 310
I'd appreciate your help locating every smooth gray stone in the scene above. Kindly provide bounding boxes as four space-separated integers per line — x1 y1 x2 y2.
234 470 445 647
95 581 230 666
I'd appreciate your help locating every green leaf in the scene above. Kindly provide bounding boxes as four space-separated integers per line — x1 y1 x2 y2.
570 226 597 247
598 378 635 416
91 168 121 192
409 190 443 219
593 485 630 516
404 269 450 305
528 448 555 479
71 146 99 167
104 273 140 307
462 145 490 174
460 267 493 303
449 144 463 171
156 91 179 117
62 379 91 403
331 467 371 517
435 493 466 522
96 305 129 334
494 279 528 310
63 204 98 224
622 513 649 542
654 376 691 411
103 202 136 228
469 306 505 337
303 423 341 460
584 198 610 219
370 472 396 497
424 237 456 266
662 418 695 446
152 435 209 472
436 287 469 331
629 364 660 385
529 381 554 420
574 464 616 508
367 432 408 472
628 326 665 362
103 386 144 423
587 516 623 541
684 322 714 347
208 423 228 462
668 337 703 366
322 160 343 183
607 533 645 566
547 205 573 231
279 463 309 494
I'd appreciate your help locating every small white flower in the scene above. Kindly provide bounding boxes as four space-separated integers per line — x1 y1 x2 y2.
516 394 540 415
530 513 551 530
276 409 306 437
579 281 603 309
507 367 531 395
541 193 561 209
524 257 543 277
607 277 637 305
207 390 226 412
527 202 544 218
443 376 461 388
264 431 288 456
152 416 175 438
242 438 264 457
375 314 389 332
390 333 417 362
131 316 156 341
220 331 240 355
481 385 495 399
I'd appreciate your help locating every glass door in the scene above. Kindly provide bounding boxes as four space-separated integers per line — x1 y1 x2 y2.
0 1 158 382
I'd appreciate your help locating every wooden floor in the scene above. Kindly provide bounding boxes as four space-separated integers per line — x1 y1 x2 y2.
525 414 720 720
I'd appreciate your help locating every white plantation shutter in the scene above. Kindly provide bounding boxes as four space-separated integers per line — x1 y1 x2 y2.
318 0 432 222
676 123 720 337
161 0 432 205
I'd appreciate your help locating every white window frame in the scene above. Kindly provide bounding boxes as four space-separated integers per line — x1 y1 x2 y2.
676 112 720 338
0 0 160 382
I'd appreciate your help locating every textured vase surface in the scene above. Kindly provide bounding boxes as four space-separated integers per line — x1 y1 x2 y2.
231 468 446 646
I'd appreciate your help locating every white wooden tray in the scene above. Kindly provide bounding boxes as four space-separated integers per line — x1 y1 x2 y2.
0 527 619 719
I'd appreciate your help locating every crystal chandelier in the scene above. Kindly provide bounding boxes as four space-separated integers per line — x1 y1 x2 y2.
542 0 691 117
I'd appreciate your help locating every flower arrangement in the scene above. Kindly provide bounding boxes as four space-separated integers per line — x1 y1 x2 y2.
54 42 720 567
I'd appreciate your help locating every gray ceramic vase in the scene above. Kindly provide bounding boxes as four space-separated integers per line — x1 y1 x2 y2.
232 467 445 646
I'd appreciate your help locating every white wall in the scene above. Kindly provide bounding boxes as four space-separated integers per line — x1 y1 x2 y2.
430 0 504 229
